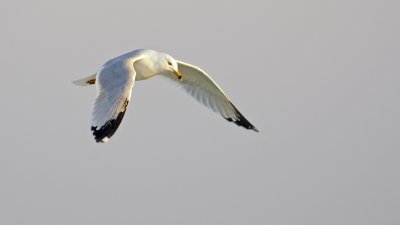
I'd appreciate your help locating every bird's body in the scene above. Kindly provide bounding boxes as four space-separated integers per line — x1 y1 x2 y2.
101 49 166 81
73 49 258 143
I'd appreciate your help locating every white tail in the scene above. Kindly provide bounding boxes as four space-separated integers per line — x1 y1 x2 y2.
72 74 97 86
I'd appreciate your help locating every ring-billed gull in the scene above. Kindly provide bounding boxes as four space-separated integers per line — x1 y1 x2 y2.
73 49 259 143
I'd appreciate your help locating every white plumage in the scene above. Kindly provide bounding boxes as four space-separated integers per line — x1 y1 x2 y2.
73 49 258 143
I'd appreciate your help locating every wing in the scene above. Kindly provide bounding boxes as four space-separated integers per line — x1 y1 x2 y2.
91 63 136 143
163 60 258 132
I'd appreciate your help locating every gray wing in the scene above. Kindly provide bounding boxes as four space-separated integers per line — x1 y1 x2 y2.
91 63 136 143
164 60 258 132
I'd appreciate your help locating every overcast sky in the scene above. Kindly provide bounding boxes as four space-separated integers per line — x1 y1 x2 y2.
0 0 399 224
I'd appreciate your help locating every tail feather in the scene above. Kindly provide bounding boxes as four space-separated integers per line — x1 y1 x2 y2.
72 74 97 86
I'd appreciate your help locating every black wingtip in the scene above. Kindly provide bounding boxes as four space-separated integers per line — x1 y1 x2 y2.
225 102 259 132
91 100 129 143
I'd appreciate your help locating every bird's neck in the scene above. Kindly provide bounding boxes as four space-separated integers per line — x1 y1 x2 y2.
133 52 164 81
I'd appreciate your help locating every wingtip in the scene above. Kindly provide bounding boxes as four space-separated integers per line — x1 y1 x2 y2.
226 102 259 133
91 103 128 143
252 127 260 132
92 135 110 143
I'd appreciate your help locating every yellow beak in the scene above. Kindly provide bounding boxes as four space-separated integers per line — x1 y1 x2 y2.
172 68 182 81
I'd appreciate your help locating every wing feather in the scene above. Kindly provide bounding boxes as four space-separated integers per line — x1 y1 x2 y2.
91 62 136 142
163 60 259 132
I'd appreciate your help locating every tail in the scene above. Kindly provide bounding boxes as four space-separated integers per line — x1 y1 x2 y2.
72 74 97 86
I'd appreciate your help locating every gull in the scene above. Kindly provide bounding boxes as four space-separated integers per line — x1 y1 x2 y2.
73 49 259 143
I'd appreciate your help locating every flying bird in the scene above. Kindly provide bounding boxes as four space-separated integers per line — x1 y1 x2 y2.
73 49 258 143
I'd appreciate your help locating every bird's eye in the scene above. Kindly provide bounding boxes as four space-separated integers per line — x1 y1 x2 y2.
167 61 172 66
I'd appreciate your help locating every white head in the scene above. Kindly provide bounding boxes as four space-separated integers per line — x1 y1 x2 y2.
158 53 182 80
132 50 182 81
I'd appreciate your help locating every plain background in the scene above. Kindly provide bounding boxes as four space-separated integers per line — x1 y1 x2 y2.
0 0 399 224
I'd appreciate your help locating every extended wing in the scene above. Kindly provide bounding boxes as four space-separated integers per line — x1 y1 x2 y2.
91 63 136 142
163 60 258 132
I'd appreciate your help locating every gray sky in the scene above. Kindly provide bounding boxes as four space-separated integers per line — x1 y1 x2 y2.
0 0 399 224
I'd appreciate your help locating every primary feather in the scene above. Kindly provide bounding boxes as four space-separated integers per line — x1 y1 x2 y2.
164 61 259 132
90 55 136 142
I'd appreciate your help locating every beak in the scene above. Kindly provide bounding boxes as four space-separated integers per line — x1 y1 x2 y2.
172 68 182 81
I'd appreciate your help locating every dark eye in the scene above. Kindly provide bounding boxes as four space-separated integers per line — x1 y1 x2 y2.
167 61 172 66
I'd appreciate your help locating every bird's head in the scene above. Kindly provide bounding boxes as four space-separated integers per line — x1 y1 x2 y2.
162 54 182 81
